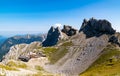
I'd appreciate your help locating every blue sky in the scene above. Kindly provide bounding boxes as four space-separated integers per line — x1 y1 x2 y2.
0 0 120 37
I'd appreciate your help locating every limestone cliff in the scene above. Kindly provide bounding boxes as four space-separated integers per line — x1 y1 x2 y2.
2 42 41 63
42 26 68 47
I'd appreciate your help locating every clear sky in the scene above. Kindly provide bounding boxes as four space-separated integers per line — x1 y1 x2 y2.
0 0 120 37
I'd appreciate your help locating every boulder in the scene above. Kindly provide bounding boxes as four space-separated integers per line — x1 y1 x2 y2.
29 52 38 58
109 36 119 44
37 52 46 57
18 56 31 62
62 25 78 36
79 18 116 38
109 33 120 46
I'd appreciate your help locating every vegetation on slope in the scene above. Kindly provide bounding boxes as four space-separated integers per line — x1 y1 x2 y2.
80 44 120 76
6 60 27 69
37 41 73 64
27 72 60 76
42 47 67 64
35 65 44 71
0 63 17 71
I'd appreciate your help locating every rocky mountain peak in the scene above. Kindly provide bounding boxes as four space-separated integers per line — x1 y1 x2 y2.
42 25 78 47
62 25 78 36
42 26 63 47
47 26 55 36
79 18 116 38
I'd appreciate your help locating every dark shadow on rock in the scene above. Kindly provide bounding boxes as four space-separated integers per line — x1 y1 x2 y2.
109 33 120 46
42 26 62 47
62 25 78 36
79 18 116 38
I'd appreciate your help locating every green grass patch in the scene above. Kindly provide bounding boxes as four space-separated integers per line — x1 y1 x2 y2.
35 65 44 71
42 46 68 64
6 61 27 69
35 41 72 64
27 72 60 76
0 64 17 71
80 44 120 76
61 41 73 46
27 72 42 76
43 47 58 54
31 73 42 76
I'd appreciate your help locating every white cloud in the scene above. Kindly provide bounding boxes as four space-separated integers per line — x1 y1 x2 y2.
54 23 62 28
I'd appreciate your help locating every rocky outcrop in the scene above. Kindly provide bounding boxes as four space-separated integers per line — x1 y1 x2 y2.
62 25 78 36
2 42 45 63
42 25 78 47
42 26 68 47
79 18 116 38
18 56 31 62
109 32 120 46
0 34 46 60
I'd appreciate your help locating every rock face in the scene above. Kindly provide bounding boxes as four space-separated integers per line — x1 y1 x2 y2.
2 42 43 63
44 32 109 76
62 25 78 36
79 18 116 38
44 18 118 75
109 32 120 46
18 56 31 62
42 25 77 47
0 34 46 60
42 26 65 47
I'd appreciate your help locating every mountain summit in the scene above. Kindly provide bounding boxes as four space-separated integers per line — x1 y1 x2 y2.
42 26 64 46
79 18 115 38
42 25 78 47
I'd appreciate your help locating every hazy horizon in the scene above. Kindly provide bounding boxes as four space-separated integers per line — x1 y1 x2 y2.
0 31 47 37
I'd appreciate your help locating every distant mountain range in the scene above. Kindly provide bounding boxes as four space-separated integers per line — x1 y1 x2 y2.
0 36 7 46
0 34 47 60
